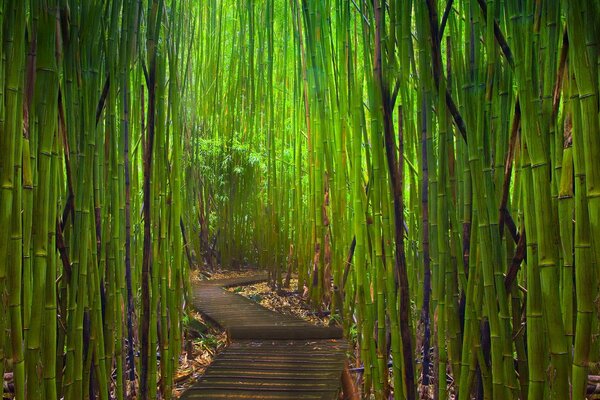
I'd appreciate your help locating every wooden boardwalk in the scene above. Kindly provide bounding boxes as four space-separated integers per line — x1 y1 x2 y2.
180 274 348 400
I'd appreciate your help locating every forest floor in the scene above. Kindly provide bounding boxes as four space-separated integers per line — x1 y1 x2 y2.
228 279 331 326
171 307 227 398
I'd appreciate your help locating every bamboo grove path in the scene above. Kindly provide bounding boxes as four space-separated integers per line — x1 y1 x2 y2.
180 273 349 399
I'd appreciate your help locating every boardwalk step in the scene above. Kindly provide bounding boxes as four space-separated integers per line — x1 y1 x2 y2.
203 371 343 380
184 389 332 399
227 325 343 340
180 273 347 400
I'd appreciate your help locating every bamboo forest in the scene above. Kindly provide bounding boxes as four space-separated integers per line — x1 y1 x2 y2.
2 0 600 399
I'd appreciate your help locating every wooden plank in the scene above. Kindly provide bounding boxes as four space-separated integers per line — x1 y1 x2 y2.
202 370 342 380
210 359 344 370
198 378 337 389
183 388 331 399
189 383 339 392
202 273 269 288
227 325 343 340
217 352 344 361
230 340 349 351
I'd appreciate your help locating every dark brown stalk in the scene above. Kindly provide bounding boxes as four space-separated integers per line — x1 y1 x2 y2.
498 98 520 243
123 77 136 387
383 102 415 400
180 217 195 269
420 96 433 386
58 89 75 230
55 218 72 281
342 363 360 400
462 221 471 276
425 0 468 143
504 228 527 291
95 74 111 126
341 180 370 293
197 191 212 268
341 236 356 292
140 51 155 400
374 2 415 398
438 0 455 41
502 210 519 244
60 193 74 232
476 0 515 68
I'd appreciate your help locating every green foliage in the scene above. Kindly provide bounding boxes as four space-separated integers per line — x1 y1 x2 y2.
184 1 600 400
0 1 190 399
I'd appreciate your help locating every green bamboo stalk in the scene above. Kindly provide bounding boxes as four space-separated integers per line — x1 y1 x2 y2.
27 3 59 398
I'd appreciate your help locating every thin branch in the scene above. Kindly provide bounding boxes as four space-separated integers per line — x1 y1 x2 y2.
439 0 455 40
476 0 515 68
95 74 111 125
425 0 468 142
